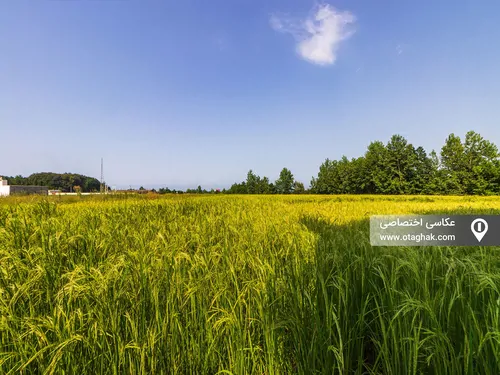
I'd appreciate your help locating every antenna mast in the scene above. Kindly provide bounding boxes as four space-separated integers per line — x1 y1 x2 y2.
100 157 104 193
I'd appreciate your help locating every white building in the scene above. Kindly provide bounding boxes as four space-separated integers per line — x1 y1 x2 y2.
0 177 48 197
0 177 10 197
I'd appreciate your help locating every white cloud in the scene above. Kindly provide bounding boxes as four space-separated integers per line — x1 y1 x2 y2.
270 4 356 66
396 43 411 56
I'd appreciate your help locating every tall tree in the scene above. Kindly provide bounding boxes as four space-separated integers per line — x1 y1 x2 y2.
463 131 499 194
440 133 466 194
349 157 369 194
246 170 260 194
364 141 390 194
385 135 415 194
409 146 436 194
440 131 499 194
275 168 294 194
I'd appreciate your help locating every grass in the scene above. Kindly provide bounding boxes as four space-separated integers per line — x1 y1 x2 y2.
1 194 500 374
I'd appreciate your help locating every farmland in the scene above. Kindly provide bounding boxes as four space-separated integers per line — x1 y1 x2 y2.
1 194 500 374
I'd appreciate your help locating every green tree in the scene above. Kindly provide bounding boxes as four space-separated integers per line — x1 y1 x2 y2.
275 168 294 194
385 134 415 194
310 159 341 194
258 176 272 194
158 187 172 194
293 181 306 194
440 133 466 194
423 150 446 194
337 156 355 194
227 181 247 194
246 170 260 194
463 131 499 194
364 141 390 194
440 131 499 195
408 146 436 194
349 157 368 193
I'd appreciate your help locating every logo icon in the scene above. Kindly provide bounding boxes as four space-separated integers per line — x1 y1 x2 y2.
471 218 489 243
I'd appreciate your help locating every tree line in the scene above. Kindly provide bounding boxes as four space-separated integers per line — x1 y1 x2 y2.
152 168 303 195
1 173 102 193
225 168 305 194
310 131 499 195
179 130 497 196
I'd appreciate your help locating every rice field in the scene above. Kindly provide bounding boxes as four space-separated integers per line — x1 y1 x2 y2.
1 194 500 374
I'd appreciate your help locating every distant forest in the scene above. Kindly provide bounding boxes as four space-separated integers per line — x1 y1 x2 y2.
4 131 500 196
1 173 101 193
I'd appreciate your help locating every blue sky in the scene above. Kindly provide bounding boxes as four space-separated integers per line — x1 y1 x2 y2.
2 0 500 190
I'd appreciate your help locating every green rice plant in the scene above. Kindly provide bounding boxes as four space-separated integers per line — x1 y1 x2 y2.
0 195 499 374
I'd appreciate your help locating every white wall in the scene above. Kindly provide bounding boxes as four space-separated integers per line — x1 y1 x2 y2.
0 185 10 197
